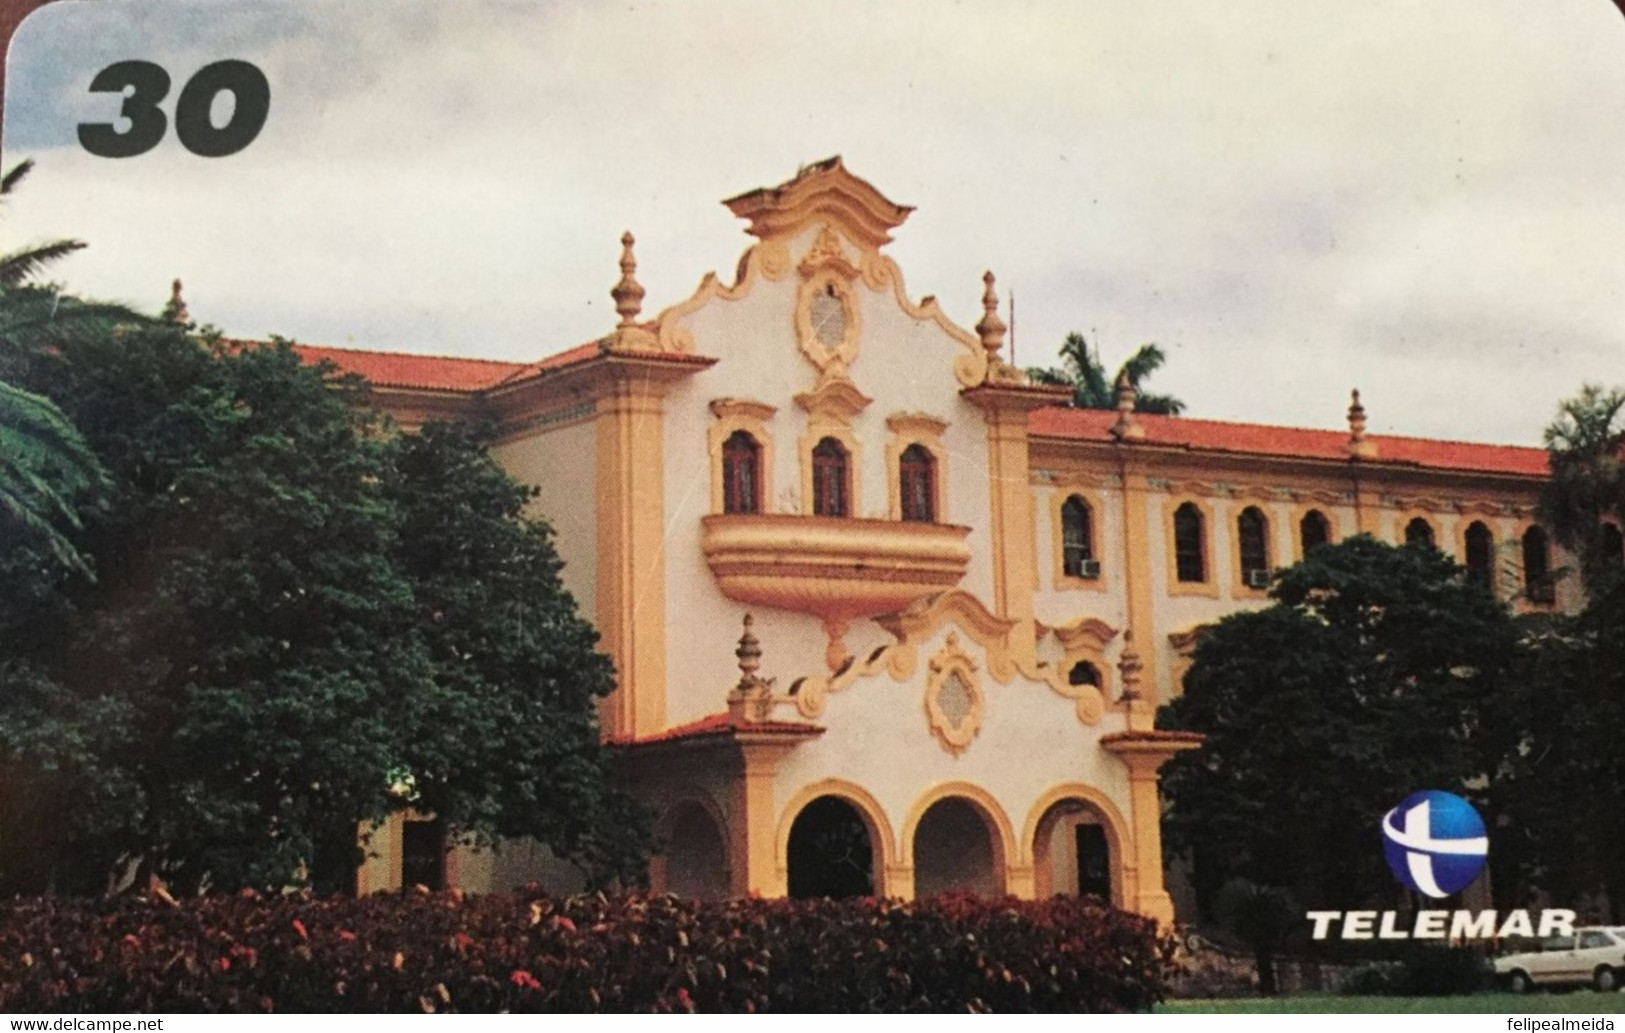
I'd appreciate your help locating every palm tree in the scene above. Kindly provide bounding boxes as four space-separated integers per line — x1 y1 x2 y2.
1026 331 1185 415
1539 384 1625 599
0 159 144 576
0 379 106 575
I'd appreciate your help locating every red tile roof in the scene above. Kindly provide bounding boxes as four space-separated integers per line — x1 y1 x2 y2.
294 340 708 393
295 344 531 391
1031 407 1548 478
606 711 824 748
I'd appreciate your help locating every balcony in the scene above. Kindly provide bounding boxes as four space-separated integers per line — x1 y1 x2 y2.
701 513 972 670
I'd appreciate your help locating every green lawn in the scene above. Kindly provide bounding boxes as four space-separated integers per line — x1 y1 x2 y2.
1160 992 1625 1014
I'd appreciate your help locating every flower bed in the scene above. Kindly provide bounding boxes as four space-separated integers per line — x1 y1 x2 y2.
0 890 1175 1013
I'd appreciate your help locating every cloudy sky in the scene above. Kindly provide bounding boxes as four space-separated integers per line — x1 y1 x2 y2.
5 0 1625 446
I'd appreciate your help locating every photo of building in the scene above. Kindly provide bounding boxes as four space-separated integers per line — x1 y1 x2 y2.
308 159 1559 924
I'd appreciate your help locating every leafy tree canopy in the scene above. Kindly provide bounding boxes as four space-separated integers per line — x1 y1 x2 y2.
1157 535 1520 911
0 317 649 895
1026 332 1185 415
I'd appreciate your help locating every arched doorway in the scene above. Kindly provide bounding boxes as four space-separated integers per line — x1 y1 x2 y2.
787 795 875 898
662 801 729 901
912 797 1000 897
1031 798 1119 904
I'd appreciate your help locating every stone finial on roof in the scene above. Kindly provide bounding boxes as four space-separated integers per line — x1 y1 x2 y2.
610 231 645 327
164 278 189 323
1117 629 1144 703
728 613 776 723
1346 388 1377 459
1110 369 1145 441
975 271 1007 360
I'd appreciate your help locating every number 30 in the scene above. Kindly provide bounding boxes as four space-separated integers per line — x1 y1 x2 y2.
78 59 270 158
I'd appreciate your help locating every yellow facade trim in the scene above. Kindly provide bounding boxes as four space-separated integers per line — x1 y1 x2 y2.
708 398 777 515
923 632 985 755
795 261 864 382
1048 486 1109 593
775 778 898 898
595 375 669 739
884 412 949 522
899 781 1022 898
1163 496 1221 599
1019 783 1137 908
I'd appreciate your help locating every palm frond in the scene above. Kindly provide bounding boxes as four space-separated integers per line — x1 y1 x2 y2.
1 159 34 197
0 240 87 288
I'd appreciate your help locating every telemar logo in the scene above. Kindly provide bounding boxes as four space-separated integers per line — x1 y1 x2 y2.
1381 790 1489 898
1308 790 1576 941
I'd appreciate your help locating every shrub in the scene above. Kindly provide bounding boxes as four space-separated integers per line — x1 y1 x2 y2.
0 890 1176 1013
1339 947 1493 997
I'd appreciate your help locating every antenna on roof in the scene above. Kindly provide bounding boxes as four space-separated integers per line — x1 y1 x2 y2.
1008 288 1016 367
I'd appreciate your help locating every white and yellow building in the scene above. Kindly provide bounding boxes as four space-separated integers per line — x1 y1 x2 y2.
316 159 1559 925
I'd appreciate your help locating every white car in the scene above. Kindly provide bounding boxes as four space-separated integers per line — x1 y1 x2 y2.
1494 927 1625 993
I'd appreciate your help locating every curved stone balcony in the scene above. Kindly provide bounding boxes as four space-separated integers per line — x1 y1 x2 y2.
701 513 972 670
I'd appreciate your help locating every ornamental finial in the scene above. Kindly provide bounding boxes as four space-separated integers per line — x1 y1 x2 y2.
611 231 645 327
735 613 763 690
975 270 1007 360
728 613 776 722
1110 369 1144 440
165 278 189 323
1117 629 1144 703
1346 388 1377 458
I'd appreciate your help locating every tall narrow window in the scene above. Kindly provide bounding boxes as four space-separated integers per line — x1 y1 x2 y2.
1300 510 1330 554
1405 517 1435 549
1061 495 1095 578
1464 521 1494 589
1238 507 1270 586
1174 502 1206 583
722 430 761 514
1523 525 1554 603
899 443 935 522
812 437 849 518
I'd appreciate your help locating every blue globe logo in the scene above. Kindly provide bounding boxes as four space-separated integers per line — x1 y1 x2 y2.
1381 790 1489 898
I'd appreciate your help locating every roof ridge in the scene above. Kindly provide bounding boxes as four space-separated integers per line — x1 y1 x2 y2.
1037 405 1544 453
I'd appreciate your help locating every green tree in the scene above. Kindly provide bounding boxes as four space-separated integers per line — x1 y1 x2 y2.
0 320 647 894
382 421 652 888
1026 332 1185 414
1540 384 1625 600
1157 536 1520 912
0 159 145 578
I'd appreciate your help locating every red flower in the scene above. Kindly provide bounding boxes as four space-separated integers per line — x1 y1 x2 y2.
556 916 577 933
510 969 541 991
217 957 231 973
338 930 356 942
291 919 308 940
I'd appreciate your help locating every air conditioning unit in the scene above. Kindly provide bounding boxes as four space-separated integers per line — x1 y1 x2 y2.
1078 558 1101 580
1244 568 1271 589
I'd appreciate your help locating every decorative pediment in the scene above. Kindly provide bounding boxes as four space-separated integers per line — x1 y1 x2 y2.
723 156 914 251
794 378 872 424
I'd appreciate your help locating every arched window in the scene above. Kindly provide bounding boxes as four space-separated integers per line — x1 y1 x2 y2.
1237 506 1270 587
1464 521 1494 589
1061 495 1096 578
1300 510 1330 554
899 443 935 523
1174 502 1206 583
1068 661 1101 687
1523 525 1554 603
1404 517 1436 549
721 430 761 514
812 437 849 518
